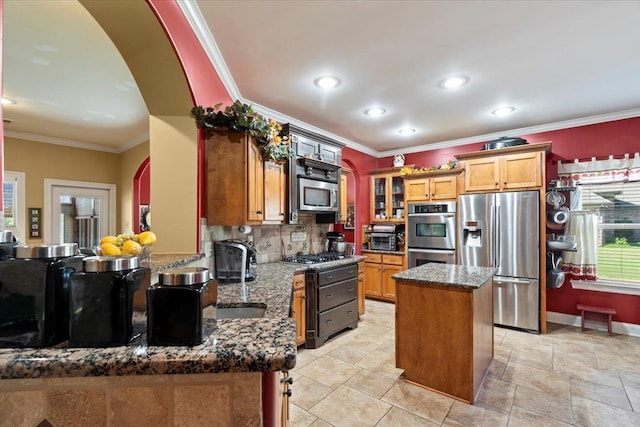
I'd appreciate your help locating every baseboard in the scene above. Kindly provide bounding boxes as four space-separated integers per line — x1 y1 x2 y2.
546 311 640 337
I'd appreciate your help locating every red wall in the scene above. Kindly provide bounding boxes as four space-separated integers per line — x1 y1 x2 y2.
371 117 640 324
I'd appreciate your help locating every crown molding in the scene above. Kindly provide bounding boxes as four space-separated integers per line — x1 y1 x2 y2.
377 108 640 158
4 130 149 154
247 99 379 157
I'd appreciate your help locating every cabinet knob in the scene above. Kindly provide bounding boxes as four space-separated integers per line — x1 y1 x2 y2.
504 181 507 185
431 193 435 197
495 183 499 187
280 376 294 385
283 390 293 397
256 210 263 214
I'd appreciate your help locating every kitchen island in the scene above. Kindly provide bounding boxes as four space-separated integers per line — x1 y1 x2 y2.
393 263 495 404
0 256 361 427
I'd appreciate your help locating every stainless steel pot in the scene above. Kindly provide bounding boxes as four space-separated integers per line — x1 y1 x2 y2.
547 268 565 288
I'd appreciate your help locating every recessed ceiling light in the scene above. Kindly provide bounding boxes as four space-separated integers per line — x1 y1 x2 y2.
492 106 516 117
314 76 340 89
398 128 415 136
1 97 16 105
364 107 386 117
440 76 468 89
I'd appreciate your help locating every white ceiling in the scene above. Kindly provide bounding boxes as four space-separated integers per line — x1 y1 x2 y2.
3 1 640 155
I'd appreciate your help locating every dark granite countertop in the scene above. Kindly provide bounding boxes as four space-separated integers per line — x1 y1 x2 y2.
0 256 363 380
392 263 496 290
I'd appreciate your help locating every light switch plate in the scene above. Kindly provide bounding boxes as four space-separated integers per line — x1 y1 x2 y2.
290 231 307 242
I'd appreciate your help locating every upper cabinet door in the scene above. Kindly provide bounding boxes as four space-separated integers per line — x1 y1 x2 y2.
464 157 500 192
295 135 318 159
263 161 286 224
500 152 542 189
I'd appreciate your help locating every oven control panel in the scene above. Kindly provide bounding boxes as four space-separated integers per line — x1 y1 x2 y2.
409 201 456 214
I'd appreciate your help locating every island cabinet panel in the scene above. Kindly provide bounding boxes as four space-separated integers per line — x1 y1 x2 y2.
206 131 264 226
395 279 493 404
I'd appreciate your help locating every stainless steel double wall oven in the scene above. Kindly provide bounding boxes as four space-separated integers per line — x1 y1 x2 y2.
407 201 457 267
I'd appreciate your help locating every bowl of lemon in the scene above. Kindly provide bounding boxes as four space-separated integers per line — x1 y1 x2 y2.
99 231 157 262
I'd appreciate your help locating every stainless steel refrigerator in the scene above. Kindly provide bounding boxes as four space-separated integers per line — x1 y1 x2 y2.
458 191 540 332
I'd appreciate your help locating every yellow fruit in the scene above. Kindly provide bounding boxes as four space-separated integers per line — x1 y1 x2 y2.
100 235 117 245
138 231 157 246
101 243 122 256
122 240 142 256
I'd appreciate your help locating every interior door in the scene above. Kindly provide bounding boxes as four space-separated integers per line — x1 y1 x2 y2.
44 179 116 247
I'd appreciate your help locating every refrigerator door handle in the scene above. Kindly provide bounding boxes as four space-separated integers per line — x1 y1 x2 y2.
494 204 500 269
494 276 532 285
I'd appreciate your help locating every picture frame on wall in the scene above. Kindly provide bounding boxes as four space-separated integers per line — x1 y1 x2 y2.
344 203 355 229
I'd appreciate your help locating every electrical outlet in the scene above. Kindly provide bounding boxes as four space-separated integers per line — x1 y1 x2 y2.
290 231 307 242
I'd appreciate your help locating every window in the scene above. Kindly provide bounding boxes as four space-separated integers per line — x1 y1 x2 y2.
3 171 26 242
559 152 640 295
577 180 640 281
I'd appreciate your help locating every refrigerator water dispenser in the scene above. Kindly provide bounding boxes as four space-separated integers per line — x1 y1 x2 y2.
462 221 484 248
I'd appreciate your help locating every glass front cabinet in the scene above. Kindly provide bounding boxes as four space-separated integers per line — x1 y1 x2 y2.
370 168 406 223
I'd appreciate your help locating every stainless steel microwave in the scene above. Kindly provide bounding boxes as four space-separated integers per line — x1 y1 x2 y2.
298 177 339 213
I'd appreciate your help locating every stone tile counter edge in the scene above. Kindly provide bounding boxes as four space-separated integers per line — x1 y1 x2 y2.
392 263 496 289
0 257 364 380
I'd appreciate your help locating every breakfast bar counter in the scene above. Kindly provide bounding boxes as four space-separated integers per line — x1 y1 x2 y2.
392 263 496 404
0 257 361 426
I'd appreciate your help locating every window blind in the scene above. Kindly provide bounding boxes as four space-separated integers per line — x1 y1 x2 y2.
577 180 640 281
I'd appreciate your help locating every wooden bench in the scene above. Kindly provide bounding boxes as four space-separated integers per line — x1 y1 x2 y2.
577 304 616 336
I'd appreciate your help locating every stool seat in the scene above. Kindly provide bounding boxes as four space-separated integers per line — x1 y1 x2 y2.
577 304 616 336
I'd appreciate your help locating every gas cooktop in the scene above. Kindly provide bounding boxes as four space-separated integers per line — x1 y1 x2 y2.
282 252 350 264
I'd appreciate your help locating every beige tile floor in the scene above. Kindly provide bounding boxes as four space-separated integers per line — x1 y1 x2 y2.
290 299 640 426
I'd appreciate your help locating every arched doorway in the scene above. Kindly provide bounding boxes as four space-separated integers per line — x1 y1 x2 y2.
133 157 151 234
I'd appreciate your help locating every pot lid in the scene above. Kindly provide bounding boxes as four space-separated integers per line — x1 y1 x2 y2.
15 243 78 259
159 267 210 286
82 255 139 272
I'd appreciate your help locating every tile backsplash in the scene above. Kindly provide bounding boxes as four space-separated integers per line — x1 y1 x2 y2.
204 215 331 264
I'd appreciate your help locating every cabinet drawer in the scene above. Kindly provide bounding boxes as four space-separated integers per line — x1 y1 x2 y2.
382 254 404 266
318 264 358 286
318 299 358 338
364 253 382 263
318 278 357 312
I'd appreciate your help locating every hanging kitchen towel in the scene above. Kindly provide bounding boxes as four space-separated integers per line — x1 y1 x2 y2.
561 211 598 280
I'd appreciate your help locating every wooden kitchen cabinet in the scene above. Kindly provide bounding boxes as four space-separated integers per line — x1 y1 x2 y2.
292 273 306 346
206 131 265 225
363 253 404 302
357 261 365 315
338 167 352 223
456 143 550 193
370 167 407 223
263 161 287 224
404 169 461 202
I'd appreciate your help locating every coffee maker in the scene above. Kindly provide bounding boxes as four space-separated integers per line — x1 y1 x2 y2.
213 240 257 283
326 231 345 253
